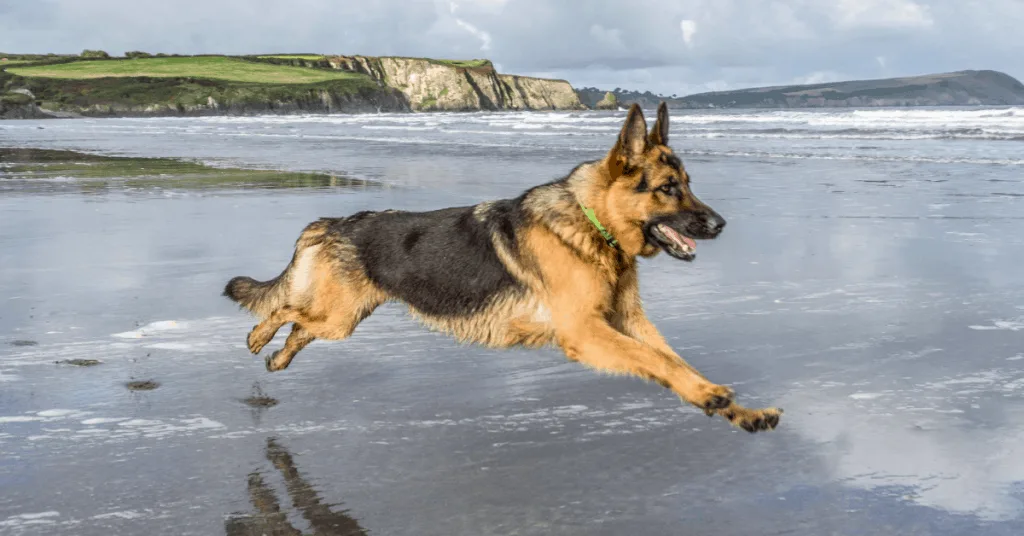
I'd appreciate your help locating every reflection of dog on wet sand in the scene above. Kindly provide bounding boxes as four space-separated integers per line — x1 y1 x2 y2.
225 103 781 433
224 438 367 536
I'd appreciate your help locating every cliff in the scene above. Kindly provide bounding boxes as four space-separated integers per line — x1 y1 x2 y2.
679 70 1024 109
1 88 49 118
325 56 583 111
594 91 618 110
0 76 409 119
0 54 583 118
0 55 410 118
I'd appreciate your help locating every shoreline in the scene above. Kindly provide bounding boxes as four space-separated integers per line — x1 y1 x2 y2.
4 103 1023 121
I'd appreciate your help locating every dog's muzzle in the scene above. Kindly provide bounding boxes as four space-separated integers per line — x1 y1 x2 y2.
643 211 726 261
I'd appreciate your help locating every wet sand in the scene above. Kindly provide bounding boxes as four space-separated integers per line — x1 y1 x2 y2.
2 111 1024 535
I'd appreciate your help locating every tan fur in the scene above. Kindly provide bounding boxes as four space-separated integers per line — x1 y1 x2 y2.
232 103 781 433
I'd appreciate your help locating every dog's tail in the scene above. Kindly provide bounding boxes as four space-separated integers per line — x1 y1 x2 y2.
223 220 332 318
223 272 289 318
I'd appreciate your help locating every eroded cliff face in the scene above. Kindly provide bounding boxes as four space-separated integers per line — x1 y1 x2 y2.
0 72 410 119
1 55 585 120
0 88 49 118
328 56 584 112
497 74 582 111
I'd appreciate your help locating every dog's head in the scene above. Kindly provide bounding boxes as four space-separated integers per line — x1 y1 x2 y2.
603 102 725 261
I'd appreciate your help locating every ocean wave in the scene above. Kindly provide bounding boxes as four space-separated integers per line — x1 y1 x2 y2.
192 130 1024 165
41 107 1024 135
360 125 438 131
120 109 1024 137
9 107 1023 168
670 107 1024 131
848 107 1024 120
680 149 1024 166
672 127 1024 141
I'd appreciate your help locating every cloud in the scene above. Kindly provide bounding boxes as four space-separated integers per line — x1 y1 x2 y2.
679 19 697 46
453 18 493 51
450 1 493 51
792 70 846 85
832 0 934 29
589 24 624 49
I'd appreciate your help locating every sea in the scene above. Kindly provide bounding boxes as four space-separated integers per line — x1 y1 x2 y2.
1 107 1023 535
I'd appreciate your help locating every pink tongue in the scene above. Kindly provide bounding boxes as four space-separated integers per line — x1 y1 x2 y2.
660 225 696 249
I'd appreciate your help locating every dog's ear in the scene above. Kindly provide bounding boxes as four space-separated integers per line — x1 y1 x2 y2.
648 101 669 146
615 103 648 158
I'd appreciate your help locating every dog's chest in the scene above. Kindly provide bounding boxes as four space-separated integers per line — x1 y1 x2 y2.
530 302 553 323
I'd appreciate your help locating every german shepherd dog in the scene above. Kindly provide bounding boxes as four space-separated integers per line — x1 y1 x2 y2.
224 103 782 433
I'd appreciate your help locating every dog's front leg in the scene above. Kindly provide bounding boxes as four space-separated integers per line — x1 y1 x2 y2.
528 228 779 431
614 271 782 432
612 268 707 373
555 315 735 413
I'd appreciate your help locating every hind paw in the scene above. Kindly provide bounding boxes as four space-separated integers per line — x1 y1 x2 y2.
721 406 783 433
247 327 270 355
265 351 292 372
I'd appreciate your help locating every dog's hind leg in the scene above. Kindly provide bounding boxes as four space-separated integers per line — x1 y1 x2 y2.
263 275 387 372
265 303 381 372
247 307 303 355
265 324 316 372
299 289 385 343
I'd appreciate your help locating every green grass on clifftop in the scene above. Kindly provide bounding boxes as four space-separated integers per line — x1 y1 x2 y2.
257 55 326 61
8 56 362 84
432 59 491 68
374 57 492 69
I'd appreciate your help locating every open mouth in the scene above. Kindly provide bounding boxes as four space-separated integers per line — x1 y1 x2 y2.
649 222 697 261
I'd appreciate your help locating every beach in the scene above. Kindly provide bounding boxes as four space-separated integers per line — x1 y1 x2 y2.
2 107 1023 535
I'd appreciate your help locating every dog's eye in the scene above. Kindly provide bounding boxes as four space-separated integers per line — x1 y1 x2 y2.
657 183 674 194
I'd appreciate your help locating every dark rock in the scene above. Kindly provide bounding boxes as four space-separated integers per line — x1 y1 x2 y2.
126 380 160 391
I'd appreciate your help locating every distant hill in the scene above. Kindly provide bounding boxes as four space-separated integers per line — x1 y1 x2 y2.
577 70 1024 110
576 86 677 110
680 70 1024 108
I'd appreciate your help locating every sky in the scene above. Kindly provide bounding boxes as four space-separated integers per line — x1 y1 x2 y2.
2 0 1023 96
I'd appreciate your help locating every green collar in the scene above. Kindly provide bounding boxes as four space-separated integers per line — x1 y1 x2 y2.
578 201 619 249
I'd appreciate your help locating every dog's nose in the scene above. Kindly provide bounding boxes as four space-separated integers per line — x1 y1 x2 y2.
706 214 726 234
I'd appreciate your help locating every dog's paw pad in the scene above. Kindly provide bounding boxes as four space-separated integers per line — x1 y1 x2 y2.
727 407 782 433
265 352 283 372
699 384 734 411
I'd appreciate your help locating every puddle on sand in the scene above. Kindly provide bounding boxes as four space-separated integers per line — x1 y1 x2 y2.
242 396 278 408
55 359 102 367
0 147 378 193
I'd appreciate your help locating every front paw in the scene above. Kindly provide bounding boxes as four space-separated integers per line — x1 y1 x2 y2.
693 383 734 412
721 406 783 433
